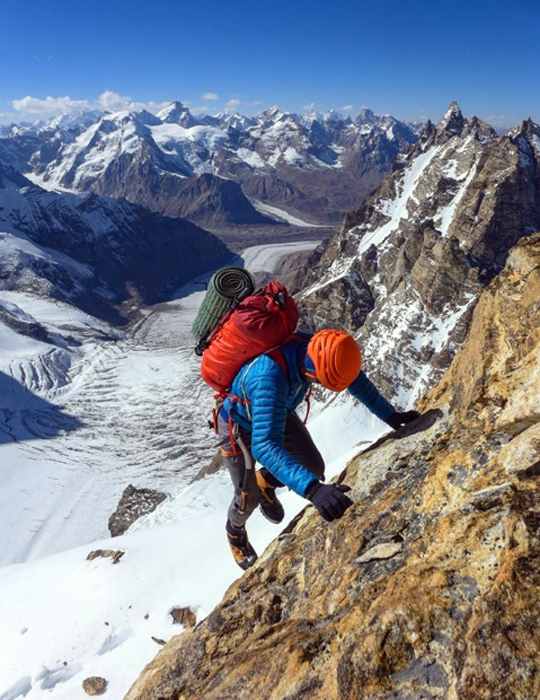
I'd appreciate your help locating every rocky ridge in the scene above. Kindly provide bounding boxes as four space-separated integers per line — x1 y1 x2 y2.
125 232 540 700
295 103 540 406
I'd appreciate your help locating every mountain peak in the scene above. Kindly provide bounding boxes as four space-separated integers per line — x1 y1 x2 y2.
519 117 540 137
320 109 342 123
156 102 199 128
218 113 257 130
439 101 465 135
356 108 379 125
41 111 104 133
134 110 163 127
259 106 289 123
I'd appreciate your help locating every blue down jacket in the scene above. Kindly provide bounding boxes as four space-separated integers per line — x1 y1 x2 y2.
221 334 394 497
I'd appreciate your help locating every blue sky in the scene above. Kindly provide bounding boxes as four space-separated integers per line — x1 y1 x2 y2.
1 0 539 127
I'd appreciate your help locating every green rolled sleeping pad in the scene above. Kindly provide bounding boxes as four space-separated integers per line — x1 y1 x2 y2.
191 266 255 348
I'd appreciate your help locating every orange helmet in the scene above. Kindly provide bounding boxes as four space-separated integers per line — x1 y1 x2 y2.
305 330 362 392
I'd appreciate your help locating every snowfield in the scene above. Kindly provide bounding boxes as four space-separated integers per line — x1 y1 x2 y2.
0 240 390 700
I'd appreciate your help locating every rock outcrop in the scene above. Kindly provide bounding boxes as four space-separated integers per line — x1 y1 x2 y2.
125 233 540 699
108 485 168 537
82 676 108 695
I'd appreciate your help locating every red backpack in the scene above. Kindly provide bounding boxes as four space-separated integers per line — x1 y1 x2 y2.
200 281 299 395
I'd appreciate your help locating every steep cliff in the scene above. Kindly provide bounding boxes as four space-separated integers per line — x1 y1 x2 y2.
294 105 540 408
125 232 540 699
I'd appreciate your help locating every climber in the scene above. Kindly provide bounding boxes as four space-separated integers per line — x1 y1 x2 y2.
219 329 419 570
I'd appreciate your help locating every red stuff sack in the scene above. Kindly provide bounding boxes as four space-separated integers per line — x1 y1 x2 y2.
200 281 299 394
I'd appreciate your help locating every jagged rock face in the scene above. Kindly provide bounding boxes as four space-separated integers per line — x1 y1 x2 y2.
447 119 540 270
0 183 229 316
295 106 540 407
420 233 540 435
297 268 374 332
125 234 540 700
3 106 418 228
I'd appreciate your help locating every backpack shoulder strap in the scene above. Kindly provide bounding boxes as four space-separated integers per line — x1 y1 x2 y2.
267 331 306 378
267 347 288 378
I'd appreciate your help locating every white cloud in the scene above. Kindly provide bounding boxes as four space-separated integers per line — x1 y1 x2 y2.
302 103 316 113
97 90 169 114
11 95 92 115
223 98 242 113
201 92 219 101
10 91 170 121
341 104 354 112
190 105 210 115
97 90 132 112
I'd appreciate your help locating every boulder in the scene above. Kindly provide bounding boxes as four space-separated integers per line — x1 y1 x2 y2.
82 676 107 695
108 485 167 537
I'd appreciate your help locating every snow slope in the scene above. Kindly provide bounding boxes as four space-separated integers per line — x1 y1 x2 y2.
0 240 392 699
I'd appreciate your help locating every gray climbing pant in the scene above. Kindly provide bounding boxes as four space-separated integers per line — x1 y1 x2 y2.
217 412 325 529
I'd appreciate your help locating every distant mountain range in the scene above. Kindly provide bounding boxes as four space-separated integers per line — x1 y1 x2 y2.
0 103 420 230
3 99 539 406
2 99 540 700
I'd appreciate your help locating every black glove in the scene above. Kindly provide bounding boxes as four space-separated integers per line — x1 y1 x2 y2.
306 482 353 522
386 410 421 430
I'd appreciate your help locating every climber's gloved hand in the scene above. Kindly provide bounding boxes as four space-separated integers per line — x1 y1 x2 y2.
305 482 353 522
386 410 421 431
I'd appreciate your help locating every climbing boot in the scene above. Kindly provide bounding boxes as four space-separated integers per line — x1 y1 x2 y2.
226 522 258 570
256 470 285 524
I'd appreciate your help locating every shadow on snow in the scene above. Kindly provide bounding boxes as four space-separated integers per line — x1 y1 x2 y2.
0 371 83 444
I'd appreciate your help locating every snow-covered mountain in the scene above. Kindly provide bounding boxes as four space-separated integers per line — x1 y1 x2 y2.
0 166 232 563
294 102 540 405
1 102 419 231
